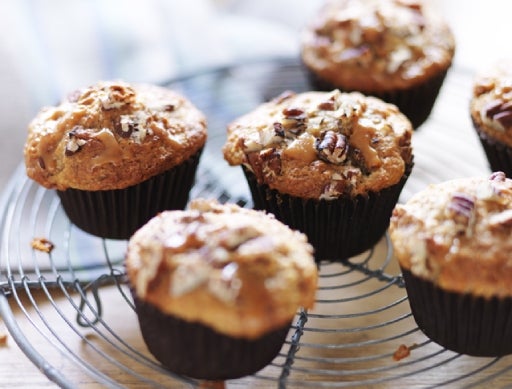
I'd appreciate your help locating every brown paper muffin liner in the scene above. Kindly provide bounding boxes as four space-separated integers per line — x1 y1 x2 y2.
57 149 203 240
132 293 291 380
401 268 512 357
474 123 512 177
242 164 412 262
304 64 449 130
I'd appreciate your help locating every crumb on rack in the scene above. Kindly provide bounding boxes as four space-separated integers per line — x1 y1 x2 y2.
31 237 55 253
199 381 225 389
0 333 7 346
393 343 416 361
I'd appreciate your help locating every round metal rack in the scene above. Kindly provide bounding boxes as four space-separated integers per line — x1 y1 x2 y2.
0 58 511 388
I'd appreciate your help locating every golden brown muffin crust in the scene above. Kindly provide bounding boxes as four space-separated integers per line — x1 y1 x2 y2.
301 0 455 92
471 60 512 147
125 199 318 339
390 172 512 298
223 90 413 199
24 81 207 191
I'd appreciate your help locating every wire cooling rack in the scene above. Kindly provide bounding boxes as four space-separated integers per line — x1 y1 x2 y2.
1 58 512 388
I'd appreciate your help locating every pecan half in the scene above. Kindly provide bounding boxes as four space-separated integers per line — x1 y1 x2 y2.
316 130 348 164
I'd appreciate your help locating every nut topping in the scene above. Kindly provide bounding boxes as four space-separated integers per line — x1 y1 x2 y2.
315 130 348 164
281 107 307 136
448 193 476 231
273 122 285 137
260 148 282 176
318 95 337 111
483 99 512 128
65 126 89 156
272 90 295 104
117 113 149 143
282 107 305 118
490 171 506 182
100 84 136 110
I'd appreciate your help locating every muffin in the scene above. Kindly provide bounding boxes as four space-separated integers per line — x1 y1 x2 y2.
125 199 318 380
471 60 512 177
24 80 207 239
223 89 413 262
301 0 455 129
390 172 512 356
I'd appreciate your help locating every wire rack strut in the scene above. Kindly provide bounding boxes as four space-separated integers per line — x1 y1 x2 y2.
1 59 511 388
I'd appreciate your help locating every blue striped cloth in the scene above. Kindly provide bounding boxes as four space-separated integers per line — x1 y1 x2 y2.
0 0 315 187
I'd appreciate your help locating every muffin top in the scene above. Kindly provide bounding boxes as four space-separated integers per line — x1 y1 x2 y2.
390 172 512 298
301 0 455 91
125 199 318 339
223 90 413 199
471 60 512 147
24 81 207 191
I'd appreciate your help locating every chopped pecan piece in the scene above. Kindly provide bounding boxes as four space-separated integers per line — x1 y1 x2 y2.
490 171 506 182
260 148 282 176
348 147 370 174
0 333 6 346
393 344 411 361
281 107 307 136
282 107 305 118
65 126 89 156
272 90 295 104
116 114 148 143
117 116 136 138
494 111 512 127
448 193 476 228
31 237 55 253
321 180 347 200
38 157 46 170
483 99 512 128
273 122 285 137
316 131 349 164
100 84 135 110
318 99 336 111
338 46 372 63
67 89 81 103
